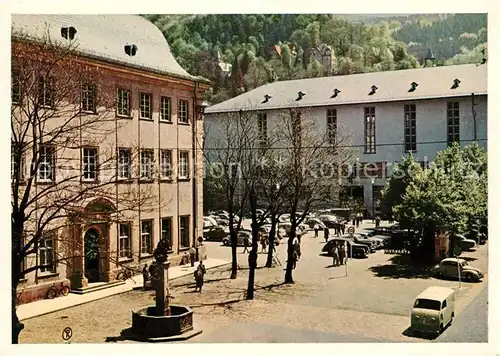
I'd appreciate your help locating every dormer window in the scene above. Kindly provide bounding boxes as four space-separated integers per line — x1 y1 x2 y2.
124 44 138 56
369 85 378 96
262 94 272 104
296 91 306 101
451 79 461 90
331 88 341 98
61 26 77 40
408 82 419 92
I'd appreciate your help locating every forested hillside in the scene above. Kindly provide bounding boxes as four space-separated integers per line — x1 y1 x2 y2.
144 14 487 104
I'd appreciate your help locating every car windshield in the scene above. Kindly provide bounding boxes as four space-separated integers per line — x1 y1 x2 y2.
414 298 441 310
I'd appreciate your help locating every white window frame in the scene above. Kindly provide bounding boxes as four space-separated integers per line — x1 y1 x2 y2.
117 88 131 117
39 234 56 274
447 101 460 146
38 76 54 108
327 108 337 145
140 149 154 180
38 146 55 182
140 92 152 119
159 149 173 179
179 151 189 179
119 223 131 259
81 84 97 113
257 112 267 146
82 147 98 181
118 148 132 180
178 99 189 123
160 96 172 122
364 107 376 154
140 220 153 255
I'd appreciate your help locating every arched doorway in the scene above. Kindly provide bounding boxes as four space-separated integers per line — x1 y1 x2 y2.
84 228 100 283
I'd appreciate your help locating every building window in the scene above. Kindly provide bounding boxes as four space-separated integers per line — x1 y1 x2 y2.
118 148 132 180
140 149 154 180
140 93 152 119
404 104 417 152
179 151 189 179
39 234 56 274
179 216 190 248
119 223 131 258
117 88 131 117
160 96 172 122
12 71 21 104
257 112 268 146
447 102 460 145
38 146 55 182
82 147 98 181
291 109 302 148
161 218 173 251
327 108 337 145
159 149 173 179
38 76 54 107
11 143 26 181
364 107 376 154
179 99 189 123
140 220 153 255
81 84 97 113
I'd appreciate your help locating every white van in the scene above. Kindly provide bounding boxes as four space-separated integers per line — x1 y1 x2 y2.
411 286 455 335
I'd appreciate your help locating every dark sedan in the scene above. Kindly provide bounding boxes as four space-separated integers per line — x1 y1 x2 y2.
322 238 369 258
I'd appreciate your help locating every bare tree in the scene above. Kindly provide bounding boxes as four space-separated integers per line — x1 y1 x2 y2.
11 32 160 343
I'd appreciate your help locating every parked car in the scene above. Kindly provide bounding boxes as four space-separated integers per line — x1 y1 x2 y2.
304 218 326 230
455 234 476 251
432 258 484 282
352 233 384 250
203 216 218 228
411 286 456 335
280 222 306 238
203 226 228 241
322 238 369 258
222 229 252 246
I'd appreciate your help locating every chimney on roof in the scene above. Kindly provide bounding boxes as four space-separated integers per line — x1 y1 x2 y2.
124 44 138 56
296 91 306 101
262 94 272 104
451 79 461 90
61 26 77 40
330 88 341 98
408 82 419 93
368 85 378 96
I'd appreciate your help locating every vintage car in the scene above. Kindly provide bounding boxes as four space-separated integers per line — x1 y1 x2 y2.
432 258 484 282
322 237 369 258
222 229 251 246
455 234 476 251
203 226 228 241
411 286 455 335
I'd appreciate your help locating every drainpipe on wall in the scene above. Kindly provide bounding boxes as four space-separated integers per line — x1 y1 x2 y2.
192 81 199 252
472 93 477 142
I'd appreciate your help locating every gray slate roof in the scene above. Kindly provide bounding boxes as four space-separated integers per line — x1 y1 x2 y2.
205 63 487 114
11 14 208 83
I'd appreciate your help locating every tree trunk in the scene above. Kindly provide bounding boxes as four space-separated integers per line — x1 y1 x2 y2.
284 221 296 284
246 189 258 300
12 217 24 343
265 214 277 268
230 229 238 279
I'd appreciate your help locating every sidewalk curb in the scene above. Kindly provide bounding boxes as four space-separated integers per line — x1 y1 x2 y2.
19 261 231 322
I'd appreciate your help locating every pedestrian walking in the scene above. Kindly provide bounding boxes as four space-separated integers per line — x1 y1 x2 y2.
261 235 268 253
331 244 339 267
314 224 319 238
356 214 360 228
351 214 356 226
242 236 250 253
194 261 206 292
338 242 346 265
291 239 301 269
142 264 150 290
189 245 196 267
324 227 329 242
341 222 345 235
375 215 381 228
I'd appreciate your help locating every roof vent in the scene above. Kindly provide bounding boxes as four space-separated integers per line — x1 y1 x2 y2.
296 91 306 101
408 82 419 92
124 44 138 56
368 85 378 95
451 79 461 90
330 88 341 98
61 26 77 40
262 94 272 104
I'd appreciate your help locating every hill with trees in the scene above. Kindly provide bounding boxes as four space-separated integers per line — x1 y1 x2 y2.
144 14 487 104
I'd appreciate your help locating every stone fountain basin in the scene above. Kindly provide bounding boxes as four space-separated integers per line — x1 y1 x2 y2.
127 305 202 342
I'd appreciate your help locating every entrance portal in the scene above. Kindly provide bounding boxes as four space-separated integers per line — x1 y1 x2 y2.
84 228 100 283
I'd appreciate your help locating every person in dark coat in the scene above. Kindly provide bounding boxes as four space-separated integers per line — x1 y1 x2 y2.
314 224 319 238
194 261 206 292
189 245 196 267
242 236 250 253
142 264 150 290
324 227 329 242
340 222 346 235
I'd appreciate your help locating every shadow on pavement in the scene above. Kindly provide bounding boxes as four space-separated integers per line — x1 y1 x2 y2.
369 254 435 279
402 327 438 341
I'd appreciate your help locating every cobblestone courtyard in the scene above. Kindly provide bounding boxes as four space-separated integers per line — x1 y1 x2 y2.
19 230 488 343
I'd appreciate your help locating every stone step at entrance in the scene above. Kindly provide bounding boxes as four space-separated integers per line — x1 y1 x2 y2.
71 280 126 295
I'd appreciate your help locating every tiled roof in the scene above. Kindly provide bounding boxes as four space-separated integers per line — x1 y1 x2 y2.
11 14 209 83
205 63 487 114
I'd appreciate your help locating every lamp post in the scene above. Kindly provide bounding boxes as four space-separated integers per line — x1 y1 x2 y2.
371 177 375 223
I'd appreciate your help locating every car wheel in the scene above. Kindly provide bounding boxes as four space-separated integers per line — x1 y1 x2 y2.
465 273 477 282
436 271 444 279
222 240 229 246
